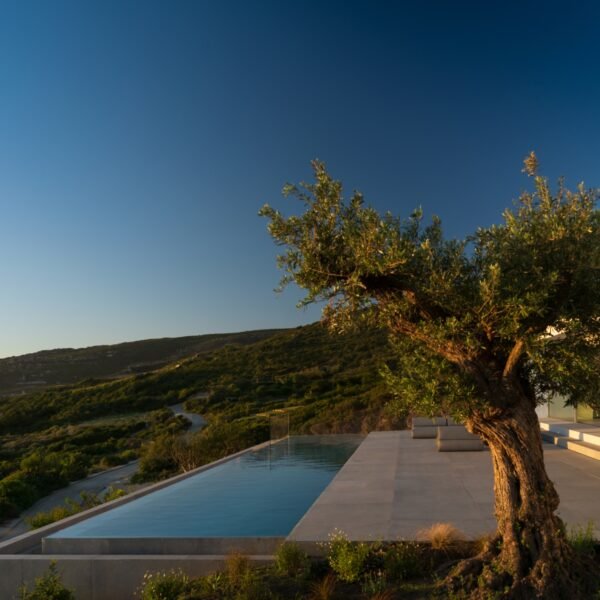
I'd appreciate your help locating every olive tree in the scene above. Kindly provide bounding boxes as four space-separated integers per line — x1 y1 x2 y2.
260 155 600 598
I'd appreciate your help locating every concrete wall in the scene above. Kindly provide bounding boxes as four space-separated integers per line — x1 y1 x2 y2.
42 536 284 556
0 554 274 600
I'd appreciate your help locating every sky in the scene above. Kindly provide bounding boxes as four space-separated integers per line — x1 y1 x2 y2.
1 1 599 358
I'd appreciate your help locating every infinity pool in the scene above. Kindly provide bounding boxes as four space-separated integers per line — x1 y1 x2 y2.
49 435 362 538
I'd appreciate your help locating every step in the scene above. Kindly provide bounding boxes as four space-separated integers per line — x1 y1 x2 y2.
539 421 600 448
541 432 600 461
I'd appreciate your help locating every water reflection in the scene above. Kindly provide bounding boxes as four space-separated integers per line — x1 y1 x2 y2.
50 435 363 539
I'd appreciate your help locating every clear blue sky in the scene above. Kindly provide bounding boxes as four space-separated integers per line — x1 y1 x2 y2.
1 1 599 358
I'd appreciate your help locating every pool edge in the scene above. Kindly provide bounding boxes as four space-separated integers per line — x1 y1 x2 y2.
0 437 279 555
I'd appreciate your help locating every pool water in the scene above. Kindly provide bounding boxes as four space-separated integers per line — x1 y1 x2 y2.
49 435 362 538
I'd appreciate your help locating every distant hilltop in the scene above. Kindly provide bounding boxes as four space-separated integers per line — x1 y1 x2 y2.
0 329 286 397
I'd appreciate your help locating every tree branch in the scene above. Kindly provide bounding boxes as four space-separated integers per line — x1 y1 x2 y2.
361 274 453 321
388 313 468 365
503 339 525 379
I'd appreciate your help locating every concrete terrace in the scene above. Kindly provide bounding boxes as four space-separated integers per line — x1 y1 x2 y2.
289 430 600 543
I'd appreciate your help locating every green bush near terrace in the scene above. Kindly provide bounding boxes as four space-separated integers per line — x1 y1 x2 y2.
18 562 75 600
136 537 483 599
133 416 270 482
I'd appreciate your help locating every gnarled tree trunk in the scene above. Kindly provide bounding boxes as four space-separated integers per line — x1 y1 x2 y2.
446 396 591 599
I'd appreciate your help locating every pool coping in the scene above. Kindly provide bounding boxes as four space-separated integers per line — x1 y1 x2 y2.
0 437 280 555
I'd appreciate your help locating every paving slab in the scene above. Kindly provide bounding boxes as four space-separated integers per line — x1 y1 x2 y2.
288 430 600 543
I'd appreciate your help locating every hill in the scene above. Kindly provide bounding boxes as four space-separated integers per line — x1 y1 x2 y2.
0 329 284 396
0 323 399 519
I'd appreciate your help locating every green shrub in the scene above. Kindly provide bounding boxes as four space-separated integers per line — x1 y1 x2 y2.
275 541 310 578
133 435 179 482
0 495 18 520
18 562 75 600
232 569 270 600
103 486 127 502
192 572 228 596
26 488 127 529
361 571 388 595
138 569 191 600
383 541 426 581
27 506 76 529
568 521 597 557
0 472 38 510
326 530 370 583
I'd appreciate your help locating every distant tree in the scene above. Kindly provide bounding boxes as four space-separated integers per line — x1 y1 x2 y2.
260 155 600 599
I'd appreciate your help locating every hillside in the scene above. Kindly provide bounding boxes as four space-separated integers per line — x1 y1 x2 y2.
0 329 284 396
0 323 400 519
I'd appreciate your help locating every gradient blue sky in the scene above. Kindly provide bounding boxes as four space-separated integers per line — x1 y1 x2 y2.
1 1 599 358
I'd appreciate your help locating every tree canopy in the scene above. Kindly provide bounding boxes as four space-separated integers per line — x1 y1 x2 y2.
261 156 600 598
261 157 600 419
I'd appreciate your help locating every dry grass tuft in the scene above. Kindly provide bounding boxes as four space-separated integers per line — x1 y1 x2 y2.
472 532 494 555
417 522 465 551
368 590 396 600
225 550 250 585
308 572 337 600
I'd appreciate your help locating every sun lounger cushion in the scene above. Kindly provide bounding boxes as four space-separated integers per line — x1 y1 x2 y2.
436 425 485 451
412 417 434 427
437 439 485 451
412 425 438 438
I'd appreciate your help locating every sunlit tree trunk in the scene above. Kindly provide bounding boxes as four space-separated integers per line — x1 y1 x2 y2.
450 393 580 599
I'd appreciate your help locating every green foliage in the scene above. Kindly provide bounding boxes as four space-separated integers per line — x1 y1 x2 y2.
103 485 127 502
18 562 75 600
361 571 389 595
134 417 270 482
0 408 187 520
0 472 38 516
275 542 311 578
325 530 371 583
382 542 426 581
132 435 179 482
138 569 191 600
27 506 76 530
26 488 127 529
261 158 600 417
568 521 597 557
136 541 455 600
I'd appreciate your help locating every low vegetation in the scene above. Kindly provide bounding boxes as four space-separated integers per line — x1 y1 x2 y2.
0 408 187 520
25 487 126 529
20 527 600 598
131 534 513 599
18 562 74 600
417 523 466 552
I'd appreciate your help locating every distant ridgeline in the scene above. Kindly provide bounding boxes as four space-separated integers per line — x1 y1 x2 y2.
0 323 399 520
0 329 283 396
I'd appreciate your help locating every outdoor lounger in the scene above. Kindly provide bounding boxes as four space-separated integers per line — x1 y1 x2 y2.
436 424 485 451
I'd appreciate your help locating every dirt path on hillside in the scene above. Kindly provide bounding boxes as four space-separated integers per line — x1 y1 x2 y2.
0 404 205 542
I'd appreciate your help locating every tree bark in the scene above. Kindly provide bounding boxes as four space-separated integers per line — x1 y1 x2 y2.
446 398 590 599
